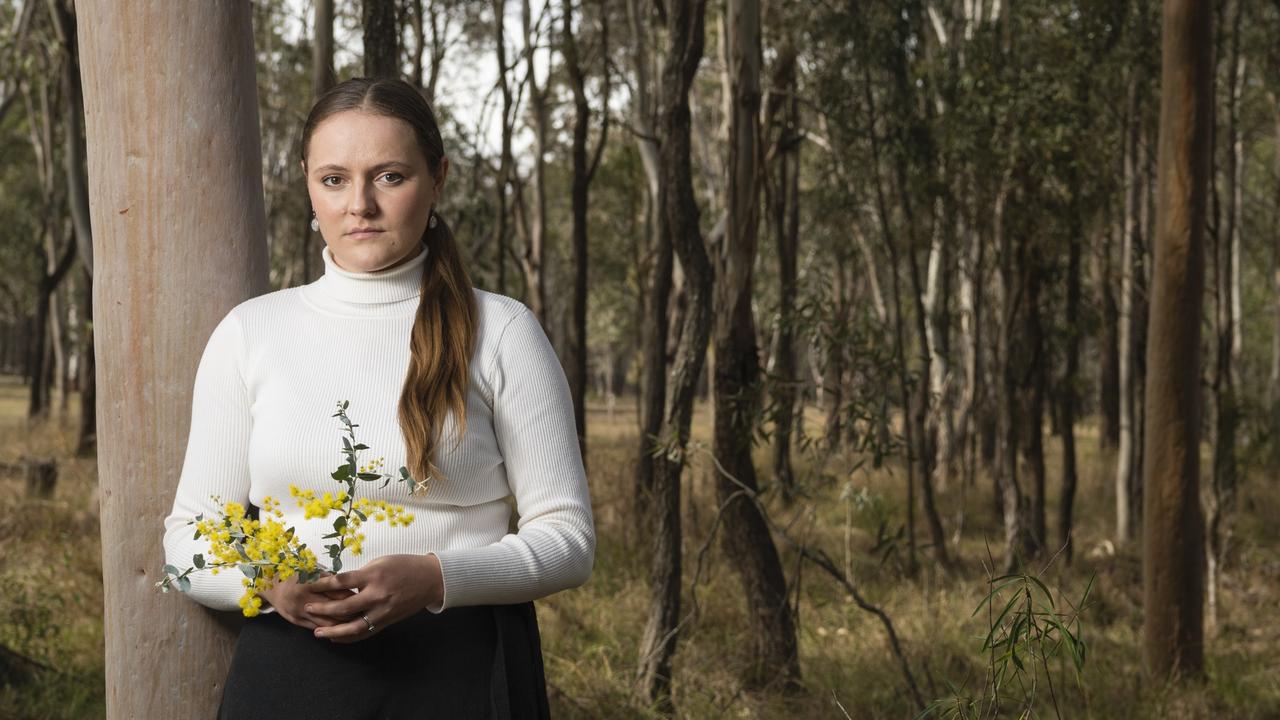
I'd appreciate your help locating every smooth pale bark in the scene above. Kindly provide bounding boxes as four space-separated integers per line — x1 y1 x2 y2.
1117 77 1143 544
77 3 269 715
1143 0 1209 681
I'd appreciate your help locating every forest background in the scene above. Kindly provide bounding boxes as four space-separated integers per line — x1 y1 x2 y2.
0 0 1278 717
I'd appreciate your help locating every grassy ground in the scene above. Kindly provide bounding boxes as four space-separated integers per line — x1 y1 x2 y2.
1 375 1277 718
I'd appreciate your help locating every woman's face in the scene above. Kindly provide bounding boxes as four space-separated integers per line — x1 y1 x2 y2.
303 109 449 273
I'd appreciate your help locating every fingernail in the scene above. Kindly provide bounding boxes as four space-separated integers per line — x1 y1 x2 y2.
315 629 324 637
305 604 312 611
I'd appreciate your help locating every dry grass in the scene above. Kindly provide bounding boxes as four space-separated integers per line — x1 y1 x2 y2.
1 376 1277 719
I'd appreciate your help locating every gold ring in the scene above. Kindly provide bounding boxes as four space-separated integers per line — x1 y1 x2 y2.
361 614 375 633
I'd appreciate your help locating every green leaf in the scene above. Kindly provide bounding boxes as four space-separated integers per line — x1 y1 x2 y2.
353 444 369 450
193 554 205 569
332 464 352 481
332 556 342 572
236 545 251 562
177 576 191 593
343 436 353 452
1026 574 1055 609
353 508 367 522
358 473 379 481
333 516 347 531
192 528 202 541
162 564 179 577
239 563 257 579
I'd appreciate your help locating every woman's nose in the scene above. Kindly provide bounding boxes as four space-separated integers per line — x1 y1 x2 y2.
348 179 376 216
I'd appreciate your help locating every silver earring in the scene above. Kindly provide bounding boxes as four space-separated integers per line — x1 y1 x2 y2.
428 209 438 229
310 213 319 232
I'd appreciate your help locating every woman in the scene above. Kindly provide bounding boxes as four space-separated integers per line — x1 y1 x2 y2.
162 77 594 719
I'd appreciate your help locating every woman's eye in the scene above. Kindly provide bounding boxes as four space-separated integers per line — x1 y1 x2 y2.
321 176 342 187
381 172 404 184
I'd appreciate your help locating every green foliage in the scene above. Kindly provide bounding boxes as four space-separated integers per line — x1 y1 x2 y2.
921 565 1096 720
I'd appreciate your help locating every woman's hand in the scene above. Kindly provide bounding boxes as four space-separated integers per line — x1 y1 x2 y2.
258 574 357 630
302 553 444 644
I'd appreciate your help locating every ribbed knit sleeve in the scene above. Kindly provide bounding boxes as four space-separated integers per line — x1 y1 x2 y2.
161 310 253 613
429 306 596 610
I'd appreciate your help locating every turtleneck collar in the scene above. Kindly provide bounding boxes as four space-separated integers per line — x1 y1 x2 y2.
317 243 428 305
299 243 428 319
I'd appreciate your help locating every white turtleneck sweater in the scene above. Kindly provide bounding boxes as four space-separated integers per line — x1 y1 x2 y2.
162 243 594 614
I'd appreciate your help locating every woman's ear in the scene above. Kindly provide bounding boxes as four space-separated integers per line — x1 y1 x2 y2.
435 157 450 194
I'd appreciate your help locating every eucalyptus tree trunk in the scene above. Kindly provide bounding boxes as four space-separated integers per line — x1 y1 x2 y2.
628 0 670 542
304 0 335 283
362 0 400 78
635 1 711 709
77 3 269 715
1207 0 1243 633
519 0 549 323
712 0 800 689
561 0 609 458
764 36 798 499
1116 76 1143 545
1143 0 1209 681
493 0 513 297
77 266 96 456
1270 104 1280 469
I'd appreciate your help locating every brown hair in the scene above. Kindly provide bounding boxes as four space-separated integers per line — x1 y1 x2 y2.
301 77 477 492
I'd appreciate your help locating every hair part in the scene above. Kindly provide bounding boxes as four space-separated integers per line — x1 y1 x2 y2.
301 77 476 491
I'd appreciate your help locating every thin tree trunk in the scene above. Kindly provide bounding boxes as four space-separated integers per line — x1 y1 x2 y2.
635 0 711 709
764 36 798 499
1143 0 1210 680
77 266 96 456
519 0 549 323
561 0 609 459
1117 76 1142 544
627 0 667 544
362 0 400 78
306 0 335 283
712 0 801 689
1207 0 1242 634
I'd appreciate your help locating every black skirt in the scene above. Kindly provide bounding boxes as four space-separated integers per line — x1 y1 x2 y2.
217 602 551 720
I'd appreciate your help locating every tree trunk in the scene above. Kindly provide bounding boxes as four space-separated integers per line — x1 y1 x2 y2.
305 0 335 284
629 0 669 544
1116 76 1143 544
712 0 800 689
78 3 269 714
1143 0 1209 681
1058 197 1084 563
635 0 711 710
362 0 400 78
519 0 549 323
493 0 513 298
561 0 609 459
1207 0 1242 634
77 267 96 456
1270 101 1280 469
764 36 798 499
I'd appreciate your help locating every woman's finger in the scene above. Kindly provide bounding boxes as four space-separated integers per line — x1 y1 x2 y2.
314 614 379 644
308 570 364 593
305 592 375 619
